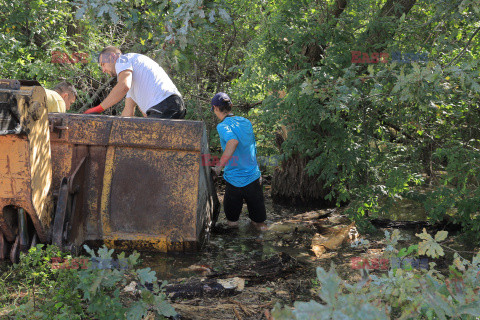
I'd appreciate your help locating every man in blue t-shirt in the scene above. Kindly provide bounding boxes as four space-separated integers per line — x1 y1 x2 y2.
211 92 267 231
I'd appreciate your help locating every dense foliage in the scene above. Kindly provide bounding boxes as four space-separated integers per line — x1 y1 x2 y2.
0 244 176 319
1 0 480 233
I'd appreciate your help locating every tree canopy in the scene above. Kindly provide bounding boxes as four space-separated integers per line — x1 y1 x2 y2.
1 0 480 234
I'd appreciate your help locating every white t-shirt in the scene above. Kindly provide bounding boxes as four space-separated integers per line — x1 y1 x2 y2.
115 53 181 113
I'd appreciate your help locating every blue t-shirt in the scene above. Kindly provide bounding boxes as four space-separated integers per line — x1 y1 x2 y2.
216 116 261 187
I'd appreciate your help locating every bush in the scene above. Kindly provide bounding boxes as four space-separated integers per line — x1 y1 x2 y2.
1 244 176 320
272 230 480 320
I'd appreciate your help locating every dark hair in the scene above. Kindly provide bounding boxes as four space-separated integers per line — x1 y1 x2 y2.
211 92 233 112
98 46 122 63
217 99 233 112
53 81 77 98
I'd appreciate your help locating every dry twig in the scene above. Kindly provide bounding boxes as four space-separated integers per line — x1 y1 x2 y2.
233 307 243 320
228 298 253 316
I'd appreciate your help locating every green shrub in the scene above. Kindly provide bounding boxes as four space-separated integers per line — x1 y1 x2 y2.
2 244 176 320
272 230 480 320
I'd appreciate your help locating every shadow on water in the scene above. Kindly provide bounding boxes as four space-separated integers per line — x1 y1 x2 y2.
376 186 434 221
140 201 318 280
377 197 429 221
140 186 460 280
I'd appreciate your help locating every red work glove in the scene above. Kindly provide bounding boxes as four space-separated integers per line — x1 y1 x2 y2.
84 104 104 114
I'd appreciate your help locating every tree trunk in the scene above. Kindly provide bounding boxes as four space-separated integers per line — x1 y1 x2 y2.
379 0 417 18
271 126 335 207
271 153 336 207
365 0 418 48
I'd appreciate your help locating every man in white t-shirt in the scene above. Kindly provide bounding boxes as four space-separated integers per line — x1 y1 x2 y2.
84 46 186 119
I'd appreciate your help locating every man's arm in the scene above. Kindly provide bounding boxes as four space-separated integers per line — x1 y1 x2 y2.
121 97 136 117
84 70 132 114
101 70 132 109
213 139 239 175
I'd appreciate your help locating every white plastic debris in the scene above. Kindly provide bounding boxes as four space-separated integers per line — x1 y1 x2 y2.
217 277 245 291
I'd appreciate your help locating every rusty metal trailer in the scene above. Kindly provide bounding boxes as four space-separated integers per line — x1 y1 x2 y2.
0 79 53 261
0 79 219 262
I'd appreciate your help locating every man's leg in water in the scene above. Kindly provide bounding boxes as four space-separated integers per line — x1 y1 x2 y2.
244 178 267 231
224 180 243 227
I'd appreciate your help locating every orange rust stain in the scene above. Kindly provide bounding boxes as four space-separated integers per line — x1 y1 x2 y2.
0 136 31 199
104 234 170 252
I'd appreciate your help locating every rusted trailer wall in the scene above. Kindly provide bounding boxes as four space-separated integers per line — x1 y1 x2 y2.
49 113 216 252
0 83 52 244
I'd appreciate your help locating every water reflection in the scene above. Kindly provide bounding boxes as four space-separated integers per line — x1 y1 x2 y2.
141 216 314 280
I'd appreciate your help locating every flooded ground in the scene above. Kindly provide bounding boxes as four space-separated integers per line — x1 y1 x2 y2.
137 188 376 319
137 182 478 320
1 181 477 319
142 194 317 280
141 187 328 319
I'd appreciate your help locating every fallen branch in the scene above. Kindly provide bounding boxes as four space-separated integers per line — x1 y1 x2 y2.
165 277 244 301
233 307 243 320
228 299 253 317
235 101 262 111
188 94 211 103
264 309 273 320
78 77 116 113
369 217 462 232
258 302 273 309
286 208 335 223
207 252 297 284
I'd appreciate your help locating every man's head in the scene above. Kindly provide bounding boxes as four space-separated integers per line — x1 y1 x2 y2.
211 92 233 119
98 46 122 77
53 81 77 110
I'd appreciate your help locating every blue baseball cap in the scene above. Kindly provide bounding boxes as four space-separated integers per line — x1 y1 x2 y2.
211 92 231 111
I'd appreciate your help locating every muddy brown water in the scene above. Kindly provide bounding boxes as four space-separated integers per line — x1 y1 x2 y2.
140 188 433 280
141 194 318 280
